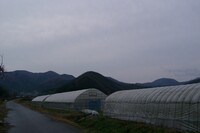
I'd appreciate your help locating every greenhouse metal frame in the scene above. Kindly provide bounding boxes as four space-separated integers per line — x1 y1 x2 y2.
32 94 51 106
34 88 107 111
104 83 200 132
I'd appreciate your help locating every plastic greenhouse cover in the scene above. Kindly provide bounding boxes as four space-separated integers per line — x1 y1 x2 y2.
32 95 51 102
105 83 200 103
104 83 200 132
44 89 90 103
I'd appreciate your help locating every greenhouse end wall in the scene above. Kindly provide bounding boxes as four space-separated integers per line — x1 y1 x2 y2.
104 83 200 132
74 89 106 111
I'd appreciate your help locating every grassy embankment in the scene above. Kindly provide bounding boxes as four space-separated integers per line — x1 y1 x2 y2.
0 100 9 133
17 99 183 133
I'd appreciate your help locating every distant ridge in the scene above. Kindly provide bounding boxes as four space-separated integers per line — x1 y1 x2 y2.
143 78 180 87
184 77 200 85
1 70 200 96
53 71 143 95
0 70 75 95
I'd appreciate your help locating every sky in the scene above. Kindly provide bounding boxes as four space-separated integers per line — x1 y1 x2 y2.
0 0 200 83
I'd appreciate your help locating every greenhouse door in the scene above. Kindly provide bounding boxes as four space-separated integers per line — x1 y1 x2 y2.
88 100 101 110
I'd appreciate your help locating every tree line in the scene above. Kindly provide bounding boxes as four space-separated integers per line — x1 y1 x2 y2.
0 55 7 99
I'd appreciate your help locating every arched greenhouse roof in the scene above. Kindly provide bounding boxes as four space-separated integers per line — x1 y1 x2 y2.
105 83 200 103
32 95 51 102
45 88 101 103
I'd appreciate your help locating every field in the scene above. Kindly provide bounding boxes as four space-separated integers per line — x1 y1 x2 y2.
16 99 184 133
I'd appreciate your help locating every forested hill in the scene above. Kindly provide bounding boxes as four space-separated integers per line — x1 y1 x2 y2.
51 71 144 95
1 70 200 96
51 72 200 95
0 70 74 95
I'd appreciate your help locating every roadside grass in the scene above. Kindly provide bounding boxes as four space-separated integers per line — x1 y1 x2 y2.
16 99 183 133
0 100 9 133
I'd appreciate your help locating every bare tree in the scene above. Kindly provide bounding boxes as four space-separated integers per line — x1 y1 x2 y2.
0 55 5 78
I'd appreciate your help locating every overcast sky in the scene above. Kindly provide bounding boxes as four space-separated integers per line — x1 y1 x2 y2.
0 0 200 83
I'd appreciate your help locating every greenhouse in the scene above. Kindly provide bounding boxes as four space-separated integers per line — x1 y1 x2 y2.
104 83 200 132
43 88 107 111
32 94 51 106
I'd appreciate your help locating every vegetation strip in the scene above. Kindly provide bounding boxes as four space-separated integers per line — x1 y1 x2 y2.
16 98 186 133
0 100 9 133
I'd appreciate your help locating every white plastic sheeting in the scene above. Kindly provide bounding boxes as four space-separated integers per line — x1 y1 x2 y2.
104 83 200 132
81 109 99 115
45 89 87 103
35 88 107 111
32 95 50 102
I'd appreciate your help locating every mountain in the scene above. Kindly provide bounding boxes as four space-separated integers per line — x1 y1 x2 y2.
0 70 75 95
184 77 200 84
53 71 144 95
143 78 180 87
1 70 200 97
